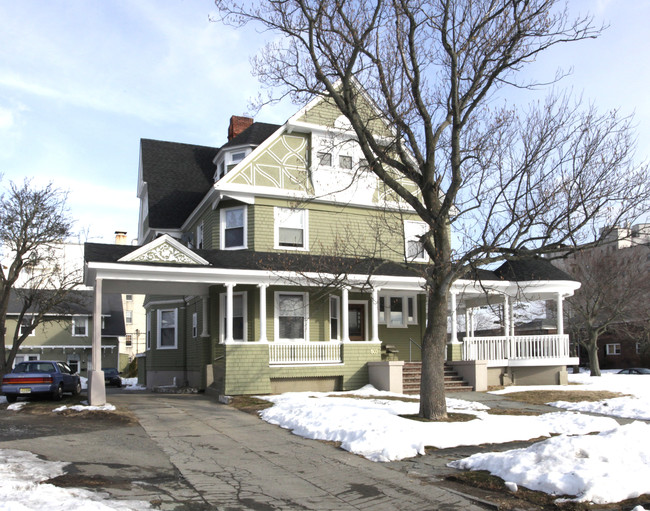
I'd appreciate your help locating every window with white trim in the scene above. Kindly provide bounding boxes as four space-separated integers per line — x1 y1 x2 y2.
125 334 133 347
606 343 621 355
125 294 133 302
72 316 88 336
157 309 177 349
275 292 308 341
329 295 340 341
404 221 428 262
192 312 198 338
125 310 133 324
220 206 247 250
339 155 352 169
196 222 204 249
19 317 35 337
219 292 247 342
275 207 308 250
227 151 247 172
378 294 418 327
317 151 332 167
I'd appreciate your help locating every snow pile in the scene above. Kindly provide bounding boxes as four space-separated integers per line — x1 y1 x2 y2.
122 377 146 391
0 448 151 510
492 371 650 421
7 402 27 411
450 421 650 504
53 402 116 413
258 385 617 462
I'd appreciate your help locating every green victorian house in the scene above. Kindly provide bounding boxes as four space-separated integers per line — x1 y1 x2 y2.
84 92 580 397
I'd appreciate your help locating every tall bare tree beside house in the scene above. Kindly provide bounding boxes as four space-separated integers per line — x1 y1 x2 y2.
558 245 650 376
0 180 80 377
215 0 650 419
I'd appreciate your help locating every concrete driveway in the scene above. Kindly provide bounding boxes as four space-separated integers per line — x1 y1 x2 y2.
0 391 498 510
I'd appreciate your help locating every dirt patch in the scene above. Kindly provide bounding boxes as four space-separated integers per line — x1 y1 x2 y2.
229 396 274 415
447 471 650 510
46 473 133 490
7 397 138 425
399 412 477 423
502 390 625 405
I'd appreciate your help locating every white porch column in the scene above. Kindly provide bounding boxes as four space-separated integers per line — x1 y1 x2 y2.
225 283 235 343
556 292 564 335
450 291 459 343
88 277 106 406
509 299 515 336
258 284 268 342
370 287 380 343
503 295 510 337
200 295 209 337
464 308 470 338
341 287 350 342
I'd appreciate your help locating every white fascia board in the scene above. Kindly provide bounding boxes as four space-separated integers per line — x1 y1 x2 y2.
453 278 581 299
219 124 288 185
118 234 209 265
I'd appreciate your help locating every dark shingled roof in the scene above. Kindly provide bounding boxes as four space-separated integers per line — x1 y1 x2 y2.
85 243 577 283
141 122 282 230
140 139 217 229
222 122 281 149
7 290 126 337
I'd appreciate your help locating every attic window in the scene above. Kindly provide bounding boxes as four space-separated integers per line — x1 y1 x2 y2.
227 151 247 172
339 155 352 169
317 152 332 167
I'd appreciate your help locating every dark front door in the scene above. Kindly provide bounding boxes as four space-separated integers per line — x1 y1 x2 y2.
348 304 365 341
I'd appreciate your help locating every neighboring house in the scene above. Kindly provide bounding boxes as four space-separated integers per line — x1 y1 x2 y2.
7 289 124 374
83 92 581 394
551 225 650 369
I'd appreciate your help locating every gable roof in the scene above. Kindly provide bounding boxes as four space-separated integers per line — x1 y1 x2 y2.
141 123 282 230
140 139 217 229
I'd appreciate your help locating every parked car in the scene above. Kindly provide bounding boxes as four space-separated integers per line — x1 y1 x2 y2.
104 368 123 388
617 368 650 375
2 361 81 403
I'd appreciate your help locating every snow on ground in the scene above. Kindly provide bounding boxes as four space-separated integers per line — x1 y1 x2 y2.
257 375 650 504
258 385 618 462
450 422 650 504
492 370 650 421
121 377 146 391
53 402 117 413
0 448 151 510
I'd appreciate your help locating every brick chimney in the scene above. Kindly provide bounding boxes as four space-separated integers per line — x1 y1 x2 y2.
228 115 253 141
114 231 128 245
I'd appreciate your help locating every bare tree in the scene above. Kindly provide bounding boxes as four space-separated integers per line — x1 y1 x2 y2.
558 245 650 376
0 180 80 377
215 0 650 419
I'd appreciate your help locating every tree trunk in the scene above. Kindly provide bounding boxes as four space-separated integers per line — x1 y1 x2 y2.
419 286 448 420
587 335 601 376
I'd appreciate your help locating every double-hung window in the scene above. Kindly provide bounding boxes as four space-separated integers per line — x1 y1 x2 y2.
404 221 428 262
125 310 133 324
329 296 340 341
606 343 621 356
19 317 35 337
157 309 177 349
192 312 198 338
72 316 88 336
378 294 418 328
275 207 308 250
221 206 247 250
220 292 247 342
276 292 308 341
196 222 204 249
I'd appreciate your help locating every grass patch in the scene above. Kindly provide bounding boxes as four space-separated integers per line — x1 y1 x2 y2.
485 408 546 416
229 396 274 415
502 390 625 405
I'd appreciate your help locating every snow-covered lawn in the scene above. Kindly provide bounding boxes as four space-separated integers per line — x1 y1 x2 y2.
256 371 650 505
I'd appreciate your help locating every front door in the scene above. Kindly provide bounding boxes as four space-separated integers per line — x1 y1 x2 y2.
348 303 365 341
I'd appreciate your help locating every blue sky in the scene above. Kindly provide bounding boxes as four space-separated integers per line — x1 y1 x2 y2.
0 0 648 243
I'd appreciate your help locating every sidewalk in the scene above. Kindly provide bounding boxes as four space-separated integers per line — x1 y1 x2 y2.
116 392 493 510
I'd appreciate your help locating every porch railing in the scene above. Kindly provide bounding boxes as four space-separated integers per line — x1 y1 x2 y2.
269 342 343 365
462 334 570 362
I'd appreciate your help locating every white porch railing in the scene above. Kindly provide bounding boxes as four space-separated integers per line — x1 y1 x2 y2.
462 335 570 362
269 342 343 365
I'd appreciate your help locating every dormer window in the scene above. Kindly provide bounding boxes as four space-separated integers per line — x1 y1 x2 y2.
215 149 251 181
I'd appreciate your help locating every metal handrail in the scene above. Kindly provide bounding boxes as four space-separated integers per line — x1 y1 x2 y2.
409 337 421 362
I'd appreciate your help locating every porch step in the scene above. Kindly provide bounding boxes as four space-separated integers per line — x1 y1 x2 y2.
402 362 473 394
